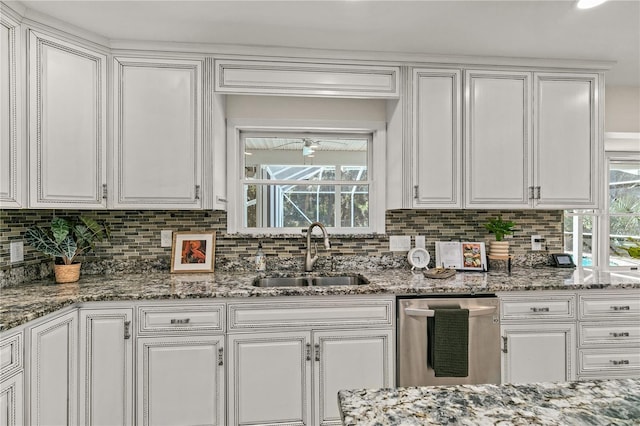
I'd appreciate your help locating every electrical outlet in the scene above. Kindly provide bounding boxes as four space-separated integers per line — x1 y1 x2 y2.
531 235 543 251
389 235 411 251
415 235 426 249
161 230 173 247
10 241 24 263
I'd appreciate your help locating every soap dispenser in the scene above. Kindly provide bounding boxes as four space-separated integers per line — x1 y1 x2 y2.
255 241 266 272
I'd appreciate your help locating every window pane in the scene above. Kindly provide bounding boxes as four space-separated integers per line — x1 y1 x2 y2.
609 160 640 212
244 136 368 181
564 214 595 267
340 185 369 228
609 216 640 267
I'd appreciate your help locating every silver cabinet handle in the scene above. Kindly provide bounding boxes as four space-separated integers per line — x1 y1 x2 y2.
124 320 131 339
535 186 541 200
404 306 495 318
218 347 224 366
610 306 630 311
611 359 630 366
530 307 550 313
501 336 508 354
305 343 311 361
195 185 201 200
170 318 191 324
610 332 630 338
528 186 534 200
315 343 320 362
102 184 108 199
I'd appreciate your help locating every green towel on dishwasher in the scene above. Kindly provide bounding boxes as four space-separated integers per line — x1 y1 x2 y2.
427 308 469 377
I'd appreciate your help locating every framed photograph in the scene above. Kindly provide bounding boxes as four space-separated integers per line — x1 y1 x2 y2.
170 231 216 273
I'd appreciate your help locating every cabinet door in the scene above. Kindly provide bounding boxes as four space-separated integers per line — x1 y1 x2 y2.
0 372 24 426
501 322 576 384
412 68 462 208
0 12 23 208
79 308 133 426
113 56 202 209
228 331 312 426
534 73 599 208
313 329 393 426
137 335 224 426
28 30 107 208
465 70 532 208
29 309 78 426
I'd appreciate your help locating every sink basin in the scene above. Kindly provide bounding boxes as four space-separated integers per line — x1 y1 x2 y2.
252 277 312 287
252 275 368 287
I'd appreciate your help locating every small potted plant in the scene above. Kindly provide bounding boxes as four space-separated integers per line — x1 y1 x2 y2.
25 216 110 283
484 215 517 257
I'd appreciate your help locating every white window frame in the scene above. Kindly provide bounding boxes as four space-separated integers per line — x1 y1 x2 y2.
599 148 640 271
226 118 386 235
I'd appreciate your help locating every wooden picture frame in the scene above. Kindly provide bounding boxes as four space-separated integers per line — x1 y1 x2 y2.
170 231 216 273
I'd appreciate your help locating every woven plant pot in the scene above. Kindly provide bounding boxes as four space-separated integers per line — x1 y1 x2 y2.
54 263 81 283
489 241 510 257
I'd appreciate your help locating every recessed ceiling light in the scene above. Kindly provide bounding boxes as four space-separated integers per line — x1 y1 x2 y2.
577 0 608 9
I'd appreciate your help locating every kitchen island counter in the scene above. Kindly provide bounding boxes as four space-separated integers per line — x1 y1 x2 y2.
338 378 640 425
2 267 639 330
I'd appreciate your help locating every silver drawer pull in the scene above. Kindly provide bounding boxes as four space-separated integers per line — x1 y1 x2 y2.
404 306 495 318
170 318 191 324
530 307 550 313
218 347 224 366
305 343 311 361
611 359 630 366
610 332 630 338
610 306 630 311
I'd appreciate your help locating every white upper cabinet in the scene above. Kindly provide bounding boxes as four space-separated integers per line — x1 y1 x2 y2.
412 68 462 208
534 73 599 209
464 70 532 208
113 56 203 209
0 10 23 209
215 59 400 98
28 30 108 209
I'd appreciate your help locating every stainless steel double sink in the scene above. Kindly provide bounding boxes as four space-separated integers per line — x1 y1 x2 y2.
253 274 368 287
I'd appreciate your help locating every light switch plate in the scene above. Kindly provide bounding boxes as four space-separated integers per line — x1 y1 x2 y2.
10 241 24 263
531 235 543 251
161 230 173 247
389 235 411 251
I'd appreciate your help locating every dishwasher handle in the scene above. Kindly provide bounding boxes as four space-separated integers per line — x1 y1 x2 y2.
404 306 496 318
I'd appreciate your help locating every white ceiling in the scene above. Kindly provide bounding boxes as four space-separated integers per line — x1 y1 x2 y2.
14 0 640 86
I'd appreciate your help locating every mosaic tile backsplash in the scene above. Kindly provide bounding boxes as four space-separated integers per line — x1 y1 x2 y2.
0 209 562 287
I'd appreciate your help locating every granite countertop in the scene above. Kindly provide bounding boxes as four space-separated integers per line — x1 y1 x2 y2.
338 378 640 425
1 267 640 331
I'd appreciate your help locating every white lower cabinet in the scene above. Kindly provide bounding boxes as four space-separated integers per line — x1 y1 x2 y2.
499 292 577 383
27 309 78 426
500 323 576 383
227 296 395 426
137 335 225 426
78 307 133 426
228 331 312 426
228 329 393 426
577 291 640 379
0 371 24 426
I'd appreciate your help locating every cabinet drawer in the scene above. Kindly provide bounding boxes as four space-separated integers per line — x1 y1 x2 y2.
579 293 640 320
500 294 576 321
228 297 394 331
0 331 22 380
578 348 640 376
138 303 225 334
579 322 640 346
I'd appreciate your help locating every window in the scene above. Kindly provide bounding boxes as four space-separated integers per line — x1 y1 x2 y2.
226 121 386 234
564 135 640 270
604 154 640 269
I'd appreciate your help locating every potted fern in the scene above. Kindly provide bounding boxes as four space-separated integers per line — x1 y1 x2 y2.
25 216 110 283
484 215 517 257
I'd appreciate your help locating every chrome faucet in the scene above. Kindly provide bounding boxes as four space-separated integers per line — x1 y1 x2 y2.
303 222 331 272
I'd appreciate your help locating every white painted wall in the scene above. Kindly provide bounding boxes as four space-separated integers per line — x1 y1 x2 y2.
225 95 386 121
605 85 640 132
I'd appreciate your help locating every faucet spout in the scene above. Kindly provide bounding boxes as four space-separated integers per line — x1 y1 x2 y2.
303 222 331 272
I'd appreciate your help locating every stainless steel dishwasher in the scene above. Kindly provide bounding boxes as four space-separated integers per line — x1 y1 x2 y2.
397 295 501 386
